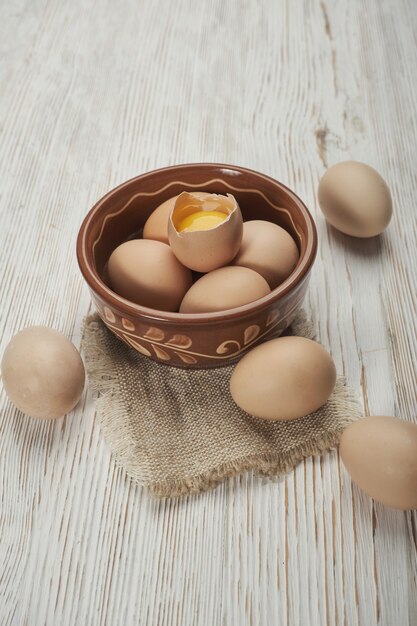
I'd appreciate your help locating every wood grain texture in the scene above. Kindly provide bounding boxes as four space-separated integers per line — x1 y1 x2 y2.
0 0 416 624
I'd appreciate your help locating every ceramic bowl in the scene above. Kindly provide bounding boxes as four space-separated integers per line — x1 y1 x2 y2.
77 163 317 368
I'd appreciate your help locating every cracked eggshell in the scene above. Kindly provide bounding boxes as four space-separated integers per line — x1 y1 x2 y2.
168 192 243 272
1 326 85 419
143 192 211 244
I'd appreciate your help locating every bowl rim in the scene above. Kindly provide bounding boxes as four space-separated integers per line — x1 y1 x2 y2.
77 162 317 324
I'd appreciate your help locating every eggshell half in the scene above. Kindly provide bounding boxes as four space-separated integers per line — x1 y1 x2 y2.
318 161 392 237
108 239 192 311
339 415 417 510
230 336 336 420
233 220 299 288
179 266 270 313
1 326 85 419
168 192 243 272
143 192 210 244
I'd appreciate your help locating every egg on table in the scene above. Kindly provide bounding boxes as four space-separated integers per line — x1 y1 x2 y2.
179 266 270 313
108 239 192 311
339 415 417 510
230 336 336 420
318 161 392 238
1 326 85 419
143 192 210 244
168 192 243 272
233 219 299 288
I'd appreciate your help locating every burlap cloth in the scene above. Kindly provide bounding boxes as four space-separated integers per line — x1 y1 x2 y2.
82 312 361 497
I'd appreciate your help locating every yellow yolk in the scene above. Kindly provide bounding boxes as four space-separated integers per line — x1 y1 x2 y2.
177 210 227 232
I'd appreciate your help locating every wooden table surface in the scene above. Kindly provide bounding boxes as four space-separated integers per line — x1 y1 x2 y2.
1 1 416 624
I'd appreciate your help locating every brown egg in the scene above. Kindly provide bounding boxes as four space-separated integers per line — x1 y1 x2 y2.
339 416 417 510
143 192 210 244
168 192 243 272
179 266 270 313
108 239 192 311
233 220 299 288
318 161 392 237
230 336 336 420
1 327 85 419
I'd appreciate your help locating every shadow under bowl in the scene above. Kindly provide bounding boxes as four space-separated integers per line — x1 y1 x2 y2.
77 163 317 368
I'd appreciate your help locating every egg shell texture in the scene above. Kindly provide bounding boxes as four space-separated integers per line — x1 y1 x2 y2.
143 195 177 244
168 192 243 273
339 415 417 510
318 161 392 238
108 239 193 311
230 336 336 420
233 220 299 288
1 326 85 419
179 266 271 313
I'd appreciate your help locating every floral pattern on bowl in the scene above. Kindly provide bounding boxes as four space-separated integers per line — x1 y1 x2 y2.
77 163 317 368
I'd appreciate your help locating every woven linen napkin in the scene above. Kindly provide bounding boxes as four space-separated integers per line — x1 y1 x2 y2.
82 312 361 497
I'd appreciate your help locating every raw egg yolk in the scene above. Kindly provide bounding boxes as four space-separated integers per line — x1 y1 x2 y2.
177 210 227 233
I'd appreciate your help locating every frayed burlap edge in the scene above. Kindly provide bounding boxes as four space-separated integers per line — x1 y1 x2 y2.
82 314 362 498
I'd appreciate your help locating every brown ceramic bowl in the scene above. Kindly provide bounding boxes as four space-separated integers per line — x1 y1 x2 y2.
77 163 317 368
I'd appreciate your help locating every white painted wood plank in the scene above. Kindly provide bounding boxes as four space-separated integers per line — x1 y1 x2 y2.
0 0 416 624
